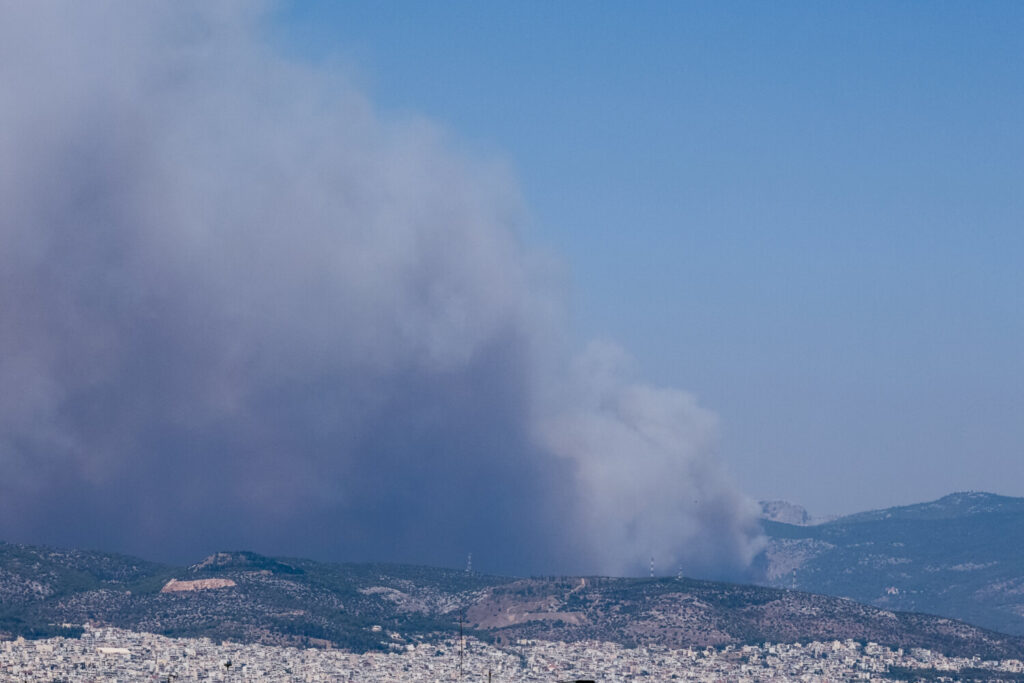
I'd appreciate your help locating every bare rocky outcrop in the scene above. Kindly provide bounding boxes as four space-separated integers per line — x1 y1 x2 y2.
160 578 236 593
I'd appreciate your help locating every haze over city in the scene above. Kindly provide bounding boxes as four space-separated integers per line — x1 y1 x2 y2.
1 0 1021 581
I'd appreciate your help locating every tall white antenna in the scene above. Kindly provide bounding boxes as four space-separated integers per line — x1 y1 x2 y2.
677 564 683 581
466 552 472 574
650 555 655 578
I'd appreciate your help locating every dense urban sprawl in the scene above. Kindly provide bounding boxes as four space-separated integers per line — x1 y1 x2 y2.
3 626 1024 681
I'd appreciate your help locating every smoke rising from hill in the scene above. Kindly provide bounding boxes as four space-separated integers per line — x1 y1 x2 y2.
0 2 762 577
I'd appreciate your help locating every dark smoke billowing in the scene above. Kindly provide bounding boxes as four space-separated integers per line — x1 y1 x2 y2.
0 2 762 577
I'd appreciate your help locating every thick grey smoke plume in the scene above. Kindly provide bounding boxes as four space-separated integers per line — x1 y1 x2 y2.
0 2 762 577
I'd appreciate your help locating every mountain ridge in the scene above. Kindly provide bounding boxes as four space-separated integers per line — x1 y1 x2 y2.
757 491 1024 637
4 539 1024 659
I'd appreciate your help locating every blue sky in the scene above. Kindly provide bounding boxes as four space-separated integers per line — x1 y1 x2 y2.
269 2 1024 517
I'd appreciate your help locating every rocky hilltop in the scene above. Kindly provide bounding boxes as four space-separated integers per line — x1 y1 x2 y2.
760 500 813 525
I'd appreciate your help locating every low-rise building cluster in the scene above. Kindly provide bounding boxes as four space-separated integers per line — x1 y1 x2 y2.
2 626 1023 681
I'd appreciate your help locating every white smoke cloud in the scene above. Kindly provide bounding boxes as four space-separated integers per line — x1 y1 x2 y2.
0 1 762 576
539 342 764 576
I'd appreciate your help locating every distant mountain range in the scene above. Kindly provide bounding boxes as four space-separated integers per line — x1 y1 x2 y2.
756 491 1024 637
4 537 1024 659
